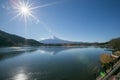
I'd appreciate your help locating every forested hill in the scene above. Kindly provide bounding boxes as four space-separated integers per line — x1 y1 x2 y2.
108 38 120 50
0 30 43 47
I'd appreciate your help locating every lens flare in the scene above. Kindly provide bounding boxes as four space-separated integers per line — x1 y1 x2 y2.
11 0 59 23
10 0 60 37
11 0 39 23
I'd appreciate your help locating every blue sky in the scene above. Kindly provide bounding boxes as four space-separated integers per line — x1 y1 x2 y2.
0 0 120 42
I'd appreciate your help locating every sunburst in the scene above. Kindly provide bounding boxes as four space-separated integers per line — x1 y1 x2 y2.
11 0 58 24
11 0 39 24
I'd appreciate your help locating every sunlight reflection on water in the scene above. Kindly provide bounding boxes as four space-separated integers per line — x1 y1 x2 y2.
8 68 28 80
14 73 28 80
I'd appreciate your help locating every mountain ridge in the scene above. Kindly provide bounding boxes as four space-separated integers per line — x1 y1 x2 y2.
0 30 43 46
0 30 120 48
40 36 74 44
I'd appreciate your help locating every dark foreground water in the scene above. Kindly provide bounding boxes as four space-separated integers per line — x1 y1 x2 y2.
0 47 111 80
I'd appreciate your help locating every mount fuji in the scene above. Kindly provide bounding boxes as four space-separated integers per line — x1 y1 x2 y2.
40 36 74 44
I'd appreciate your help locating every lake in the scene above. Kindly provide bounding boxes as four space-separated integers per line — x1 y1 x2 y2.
0 47 112 80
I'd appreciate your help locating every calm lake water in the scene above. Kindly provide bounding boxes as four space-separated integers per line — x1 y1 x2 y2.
0 47 112 80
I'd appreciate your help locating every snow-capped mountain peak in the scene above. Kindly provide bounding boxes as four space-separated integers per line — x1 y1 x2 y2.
50 36 59 39
40 36 72 44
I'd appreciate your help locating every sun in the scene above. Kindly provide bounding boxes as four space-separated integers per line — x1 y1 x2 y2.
10 0 59 24
11 0 38 23
19 6 30 16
